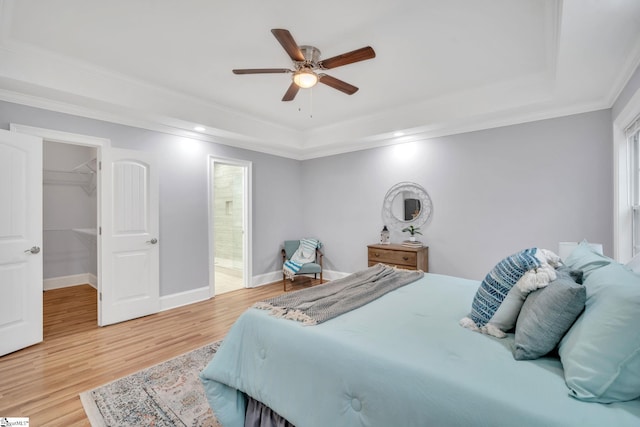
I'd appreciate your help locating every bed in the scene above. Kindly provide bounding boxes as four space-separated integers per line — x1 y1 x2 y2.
200 248 640 427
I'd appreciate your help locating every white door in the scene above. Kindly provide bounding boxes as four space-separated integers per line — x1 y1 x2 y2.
0 129 43 356
99 148 159 326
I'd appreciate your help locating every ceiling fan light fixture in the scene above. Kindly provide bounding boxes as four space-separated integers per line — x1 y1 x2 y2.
293 69 318 89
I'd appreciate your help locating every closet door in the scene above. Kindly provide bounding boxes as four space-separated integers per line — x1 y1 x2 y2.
0 129 43 356
99 148 159 326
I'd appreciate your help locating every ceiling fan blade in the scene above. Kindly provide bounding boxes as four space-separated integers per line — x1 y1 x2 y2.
271 28 304 61
233 68 291 74
282 82 300 101
271 29 305 62
318 74 359 95
319 46 376 69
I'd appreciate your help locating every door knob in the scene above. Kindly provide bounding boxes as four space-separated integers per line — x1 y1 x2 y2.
146 238 158 244
24 246 41 254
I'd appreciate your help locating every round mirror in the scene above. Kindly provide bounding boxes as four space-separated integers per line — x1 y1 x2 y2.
381 182 433 229
390 191 422 221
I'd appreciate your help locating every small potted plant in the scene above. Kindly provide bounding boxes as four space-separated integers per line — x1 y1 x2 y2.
401 225 422 242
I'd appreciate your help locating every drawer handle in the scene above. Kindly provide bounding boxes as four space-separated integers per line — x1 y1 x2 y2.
403 256 409 261
374 252 380 257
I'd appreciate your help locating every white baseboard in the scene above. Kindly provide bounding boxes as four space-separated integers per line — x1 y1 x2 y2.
323 269 351 280
159 270 349 311
44 273 97 290
160 286 211 312
249 269 349 288
45 269 351 312
45 270 351 318
88 273 97 288
250 271 282 287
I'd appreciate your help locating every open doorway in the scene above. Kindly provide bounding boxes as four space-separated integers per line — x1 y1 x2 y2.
9 124 107 332
41 141 99 337
209 157 252 295
43 141 98 293
10 124 160 333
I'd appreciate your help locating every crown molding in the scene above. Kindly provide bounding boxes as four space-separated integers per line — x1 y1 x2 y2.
0 82 612 162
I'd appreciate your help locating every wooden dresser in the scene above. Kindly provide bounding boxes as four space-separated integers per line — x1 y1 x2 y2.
367 244 429 272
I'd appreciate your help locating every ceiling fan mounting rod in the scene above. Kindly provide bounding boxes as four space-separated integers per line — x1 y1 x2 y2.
293 62 316 72
299 45 321 62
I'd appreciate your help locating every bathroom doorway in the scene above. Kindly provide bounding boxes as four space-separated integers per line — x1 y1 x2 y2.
209 157 252 295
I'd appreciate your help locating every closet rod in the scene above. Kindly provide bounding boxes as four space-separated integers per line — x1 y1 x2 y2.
72 158 97 174
43 168 93 176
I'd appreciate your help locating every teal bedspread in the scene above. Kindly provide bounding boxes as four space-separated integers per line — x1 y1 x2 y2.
200 273 640 427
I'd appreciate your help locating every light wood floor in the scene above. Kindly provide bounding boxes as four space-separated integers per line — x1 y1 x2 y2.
0 279 319 426
214 265 244 294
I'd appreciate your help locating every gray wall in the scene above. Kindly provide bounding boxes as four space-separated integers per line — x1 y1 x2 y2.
0 100 303 296
0 99 614 290
302 110 613 280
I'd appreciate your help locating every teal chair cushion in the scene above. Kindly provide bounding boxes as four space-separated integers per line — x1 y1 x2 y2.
297 263 321 274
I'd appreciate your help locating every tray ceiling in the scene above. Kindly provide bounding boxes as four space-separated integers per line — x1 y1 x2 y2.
1 0 640 159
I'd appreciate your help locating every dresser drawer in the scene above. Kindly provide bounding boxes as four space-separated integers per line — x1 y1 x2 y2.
367 244 429 272
368 247 416 267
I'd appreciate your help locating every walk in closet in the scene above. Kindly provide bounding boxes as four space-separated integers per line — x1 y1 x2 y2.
43 141 98 290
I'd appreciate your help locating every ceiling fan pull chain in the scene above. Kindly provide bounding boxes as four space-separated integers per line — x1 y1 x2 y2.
309 89 313 119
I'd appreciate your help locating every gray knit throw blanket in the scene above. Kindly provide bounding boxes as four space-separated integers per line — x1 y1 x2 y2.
254 263 424 325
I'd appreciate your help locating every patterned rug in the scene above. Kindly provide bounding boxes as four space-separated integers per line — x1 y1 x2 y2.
80 341 222 426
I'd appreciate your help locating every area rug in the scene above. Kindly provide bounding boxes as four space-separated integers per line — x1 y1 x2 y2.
80 341 222 426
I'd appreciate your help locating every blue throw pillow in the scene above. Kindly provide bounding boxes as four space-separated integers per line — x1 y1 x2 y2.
513 267 585 360
558 262 640 403
469 248 542 327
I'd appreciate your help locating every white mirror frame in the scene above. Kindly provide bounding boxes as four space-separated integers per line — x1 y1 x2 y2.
381 182 433 230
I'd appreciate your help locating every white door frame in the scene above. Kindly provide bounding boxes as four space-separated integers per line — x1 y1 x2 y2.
208 156 252 296
10 123 110 321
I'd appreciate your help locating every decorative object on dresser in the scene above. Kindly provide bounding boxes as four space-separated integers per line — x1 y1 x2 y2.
402 225 421 236
380 225 390 244
401 240 424 248
401 224 422 246
367 243 428 271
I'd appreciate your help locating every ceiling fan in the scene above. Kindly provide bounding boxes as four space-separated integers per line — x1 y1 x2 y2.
232 29 376 101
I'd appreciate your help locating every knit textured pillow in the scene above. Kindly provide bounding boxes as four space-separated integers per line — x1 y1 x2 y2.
460 248 562 337
469 248 542 327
